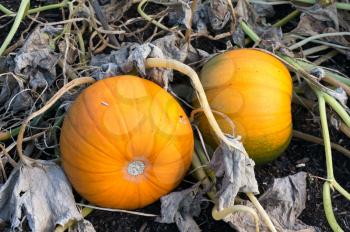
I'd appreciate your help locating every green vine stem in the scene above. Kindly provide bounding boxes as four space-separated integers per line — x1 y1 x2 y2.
317 92 334 180
0 4 14 15
316 90 350 231
272 10 300 28
0 127 20 142
137 0 171 32
0 0 69 17
240 21 261 44
292 59 350 87
194 139 216 182
191 150 216 200
0 0 30 56
289 32 350 50
322 93 350 127
333 181 350 201
302 45 329 56
323 182 344 232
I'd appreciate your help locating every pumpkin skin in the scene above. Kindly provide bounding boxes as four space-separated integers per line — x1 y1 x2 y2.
60 76 194 209
196 49 292 164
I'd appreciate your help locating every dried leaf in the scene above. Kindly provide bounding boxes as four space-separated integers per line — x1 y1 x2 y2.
208 0 230 30
168 1 192 29
0 157 83 232
252 4 274 18
14 26 61 91
290 3 350 56
233 0 283 49
101 0 133 22
157 183 203 232
91 34 190 88
0 74 33 113
192 1 210 34
225 172 317 232
210 135 259 210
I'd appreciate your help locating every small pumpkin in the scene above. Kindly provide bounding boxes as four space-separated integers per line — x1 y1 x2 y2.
60 76 194 209
196 49 293 164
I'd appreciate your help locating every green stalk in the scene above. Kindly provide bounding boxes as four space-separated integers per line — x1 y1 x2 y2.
323 182 344 232
289 32 350 50
194 139 216 182
317 92 347 231
317 92 334 180
27 0 68 14
0 0 30 56
240 21 261 43
0 4 14 15
0 127 20 141
322 93 350 127
303 45 329 56
278 53 350 88
333 181 350 201
2 0 69 17
137 0 171 32
191 151 216 200
272 10 300 28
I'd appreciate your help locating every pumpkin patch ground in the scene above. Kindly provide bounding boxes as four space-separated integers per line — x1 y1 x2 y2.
0 1 349 232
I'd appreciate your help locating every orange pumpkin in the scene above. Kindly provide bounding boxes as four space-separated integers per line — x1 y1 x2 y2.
60 76 194 209
196 49 292 164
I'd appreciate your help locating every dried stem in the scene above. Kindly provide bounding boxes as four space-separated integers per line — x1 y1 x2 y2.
185 0 197 43
16 77 95 164
55 207 93 232
76 203 158 217
293 130 350 159
212 205 260 232
314 50 338 66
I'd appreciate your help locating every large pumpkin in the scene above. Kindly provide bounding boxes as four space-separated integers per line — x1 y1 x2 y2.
196 49 292 164
60 76 194 209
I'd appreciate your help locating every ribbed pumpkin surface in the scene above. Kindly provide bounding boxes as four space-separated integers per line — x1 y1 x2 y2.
197 49 292 164
60 76 194 209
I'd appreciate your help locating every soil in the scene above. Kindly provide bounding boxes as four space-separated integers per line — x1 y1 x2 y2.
1 1 349 232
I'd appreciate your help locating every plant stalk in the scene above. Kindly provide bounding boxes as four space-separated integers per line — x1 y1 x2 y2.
0 0 30 56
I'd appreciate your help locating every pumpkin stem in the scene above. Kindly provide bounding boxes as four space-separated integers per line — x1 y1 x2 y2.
16 77 96 164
